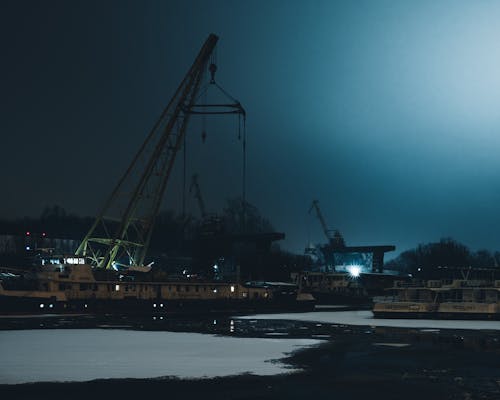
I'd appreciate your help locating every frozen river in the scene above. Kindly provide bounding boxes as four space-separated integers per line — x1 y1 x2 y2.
0 329 320 384
2 309 498 385
239 310 500 330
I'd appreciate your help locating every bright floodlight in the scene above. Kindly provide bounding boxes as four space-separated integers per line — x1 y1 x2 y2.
348 265 362 278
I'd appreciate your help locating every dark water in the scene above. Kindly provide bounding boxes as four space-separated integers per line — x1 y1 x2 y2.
2 313 500 400
0 313 343 339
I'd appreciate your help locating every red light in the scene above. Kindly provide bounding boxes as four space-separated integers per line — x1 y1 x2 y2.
26 231 30 236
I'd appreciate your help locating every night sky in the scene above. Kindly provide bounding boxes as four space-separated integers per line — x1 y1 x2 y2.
1 0 499 257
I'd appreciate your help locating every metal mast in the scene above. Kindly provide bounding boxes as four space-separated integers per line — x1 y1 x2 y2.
76 34 219 269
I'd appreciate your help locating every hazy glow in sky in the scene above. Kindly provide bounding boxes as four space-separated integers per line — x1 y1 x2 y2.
1 0 499 255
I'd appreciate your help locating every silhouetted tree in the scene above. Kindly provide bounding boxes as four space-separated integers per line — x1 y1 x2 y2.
385 238 499 278
0 205 93 239
470 249 496 268
223 197 274 234
149 210 197 255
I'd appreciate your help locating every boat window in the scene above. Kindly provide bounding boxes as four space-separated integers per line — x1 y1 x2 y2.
195 286 199 292
176 285 180 292
185 285 190 292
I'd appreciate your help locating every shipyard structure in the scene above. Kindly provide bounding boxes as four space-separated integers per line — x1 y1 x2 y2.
0 34 314 315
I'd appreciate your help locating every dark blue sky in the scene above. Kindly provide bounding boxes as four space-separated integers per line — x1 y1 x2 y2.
1 0 499 257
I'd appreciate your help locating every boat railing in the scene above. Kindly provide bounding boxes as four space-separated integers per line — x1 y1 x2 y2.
394 281 423 288
373 295 396 303
459 280 494 288
439 299 498 304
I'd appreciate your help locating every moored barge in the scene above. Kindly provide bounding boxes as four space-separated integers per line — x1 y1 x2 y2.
373 278 500 320
0 258 315 316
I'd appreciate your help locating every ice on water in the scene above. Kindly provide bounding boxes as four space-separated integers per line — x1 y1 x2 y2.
0 329 320 384
239 310 500 330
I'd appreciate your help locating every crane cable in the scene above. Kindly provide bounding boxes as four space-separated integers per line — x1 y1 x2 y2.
182 48 247 226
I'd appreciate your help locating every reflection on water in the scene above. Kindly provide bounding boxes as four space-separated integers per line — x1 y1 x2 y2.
0 313 338 338
0 313 333 385
1 311 499 385
3 309 499 336
239 310 500 331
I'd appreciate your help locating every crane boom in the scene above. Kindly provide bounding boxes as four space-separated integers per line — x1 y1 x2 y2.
309 199 345 248
309 200 330 241
76 34 219 269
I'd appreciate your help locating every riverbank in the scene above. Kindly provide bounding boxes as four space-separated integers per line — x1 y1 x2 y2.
2 319 499 400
